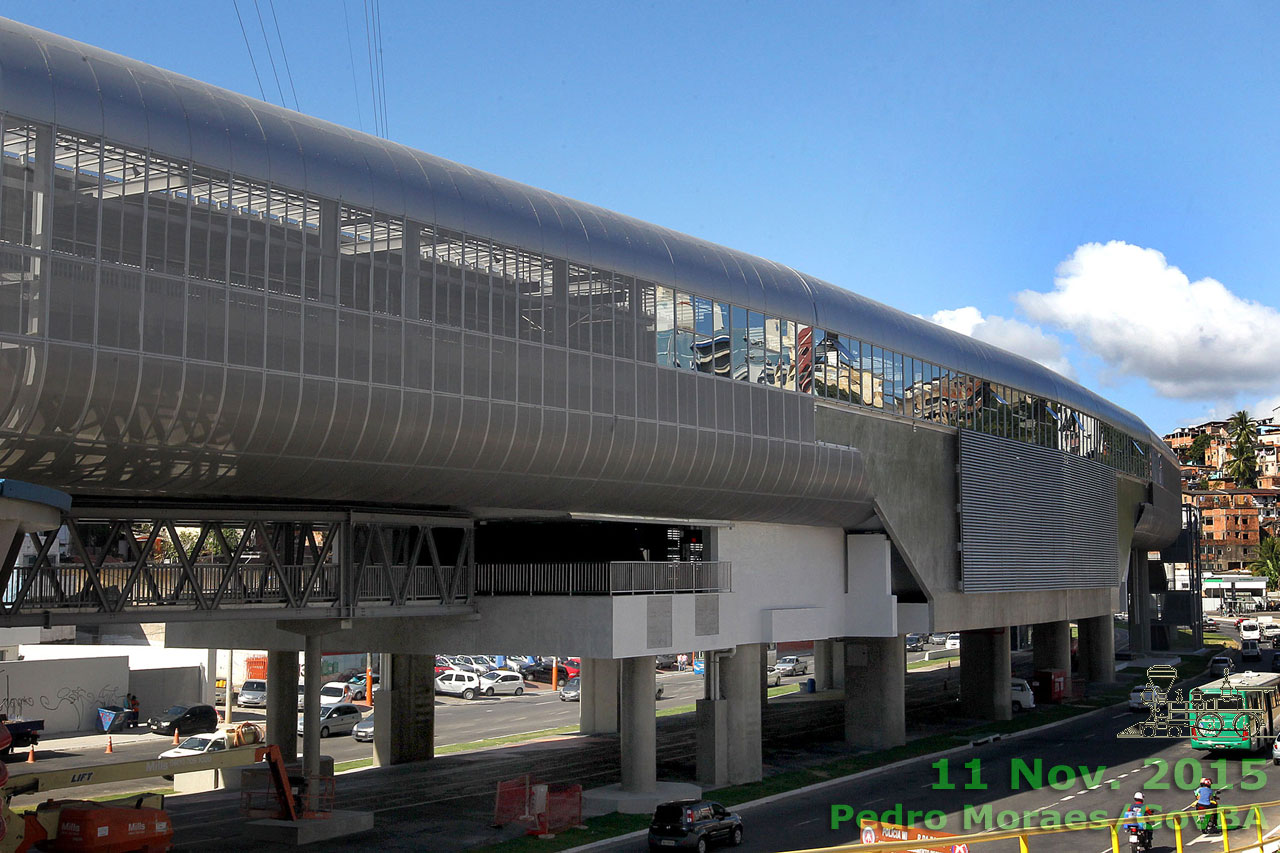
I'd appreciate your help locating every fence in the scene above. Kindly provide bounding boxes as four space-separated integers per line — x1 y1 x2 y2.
474 561 731 595
493 775 584 838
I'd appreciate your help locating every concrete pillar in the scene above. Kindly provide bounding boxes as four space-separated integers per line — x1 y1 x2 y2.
814 640 833 691
579 657 620 735
843 636 905 749
959 628 1011 721
1032 620 1072 674
831 640 846 691
758 646 769 707
1129 549 1153 658
204 648 217 707
619 655 656 793
723 643 762 784
266 649 298 763
223 649 235 723
302 635 322 791
373 652 435 765
1078 614 1116 683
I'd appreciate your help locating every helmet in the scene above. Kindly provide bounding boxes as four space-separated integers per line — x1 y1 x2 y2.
1201 777 1211 786
1134 793 1145 802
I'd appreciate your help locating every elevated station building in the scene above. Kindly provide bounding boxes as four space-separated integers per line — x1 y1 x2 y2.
0 17 1180 807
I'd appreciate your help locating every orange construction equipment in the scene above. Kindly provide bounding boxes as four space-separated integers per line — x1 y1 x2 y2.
104 737 113 754
25 745 34 764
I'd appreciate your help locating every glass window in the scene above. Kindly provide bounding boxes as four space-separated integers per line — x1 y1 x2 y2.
731 304 749 381
712 301 731 378
694 296 714 336
779 320 795 391
655 285 675 367
636 281 657 362
747 311 765 383
890 351 905 415
675 291 694 331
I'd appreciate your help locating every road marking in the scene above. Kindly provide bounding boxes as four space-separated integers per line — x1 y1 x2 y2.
1060 795 1074 801
796 818 818 826
865 798 884 806
1112 712 1128 719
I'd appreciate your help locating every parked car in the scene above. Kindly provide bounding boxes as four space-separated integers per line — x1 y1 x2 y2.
320 681 355 706
559 677 581 702
1010 678 1036 712
1209 655 1233 677
1241 621 1261 641
297 703 362 738
347 673 380 701
480 670 526 696
237 679 267 708
352 713 374 743
765 666 782 687
159 732 229 759
527 662 573 684
945 633 961 650
297 682 306 711
450 655 495 674
213 677 233 706
148 704 219 737
775 656 808 676
928 632 949 644
905 635 925 653
648 799 743 851
1272 733 1280 766
655 654 680 670
1128 684 1157 711
436 669 483 699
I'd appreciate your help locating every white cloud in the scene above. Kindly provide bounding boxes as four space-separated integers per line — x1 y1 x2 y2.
1017 241 1280 400
926 306 1076 378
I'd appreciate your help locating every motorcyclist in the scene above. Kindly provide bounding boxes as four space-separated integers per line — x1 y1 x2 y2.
1122 792 1154 845
1194 779 1220 833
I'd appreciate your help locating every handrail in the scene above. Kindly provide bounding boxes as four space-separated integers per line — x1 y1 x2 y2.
787 797 1280 852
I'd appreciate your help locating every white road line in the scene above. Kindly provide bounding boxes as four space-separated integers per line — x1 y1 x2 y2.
1060 795 1074 801
796 818 818 826
865 798 885 806
1112 712 1129 718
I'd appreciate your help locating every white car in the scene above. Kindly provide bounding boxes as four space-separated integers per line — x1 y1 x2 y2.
1272 734 1280 766
479 670 526 696
1241 621 1261 641
776 656 808 676
297 703 362 738
1011 678 1036 712
319 681 355 706
436 669 483 700
1129 685 1157 711
765 666 783 687
945 633 961 650
159 732 229 759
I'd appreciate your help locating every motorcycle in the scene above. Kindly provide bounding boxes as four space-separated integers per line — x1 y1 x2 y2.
1197 790 1222 834
1126 826 1153 853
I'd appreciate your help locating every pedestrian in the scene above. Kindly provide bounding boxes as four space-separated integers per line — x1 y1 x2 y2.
127 692 140 728
677 653 688 671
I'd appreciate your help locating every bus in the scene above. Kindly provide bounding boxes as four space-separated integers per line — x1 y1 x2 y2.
1189 671 1280 750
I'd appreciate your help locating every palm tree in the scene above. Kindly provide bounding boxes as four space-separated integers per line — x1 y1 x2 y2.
1251 536 1280 591
1225 410 1260 488
1228 410 1258 446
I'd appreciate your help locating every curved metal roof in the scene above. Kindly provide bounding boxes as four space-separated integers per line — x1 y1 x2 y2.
0 16 1166 453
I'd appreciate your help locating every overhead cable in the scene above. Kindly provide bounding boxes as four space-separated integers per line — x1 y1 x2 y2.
231 0 269 102
267 0 301 111
251 0 287 107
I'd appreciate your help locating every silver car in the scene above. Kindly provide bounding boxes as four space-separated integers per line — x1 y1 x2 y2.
237 679 267 708
775 656 808 676
297 703 362 738
765 666 782 687
352 713 374 743
479 670 526 696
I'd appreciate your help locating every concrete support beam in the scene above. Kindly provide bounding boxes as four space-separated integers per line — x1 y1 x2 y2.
1032 620 1072 675
1078 614 1116 683
373 653 435 765
1128 549 1153 658
620 656 656 794
723 644 762 784
302 635 322 793
813 640 833 691
579 657 620 735
266 649 298 762
831 641 846 690
843 636 905 749
959 629 1011 721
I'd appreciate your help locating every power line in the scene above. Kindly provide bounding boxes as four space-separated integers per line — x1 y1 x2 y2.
231 0 269 102
363 0 382 136
342 0 368 133
266 0 300 111
373 0 389 137
251 0 287 108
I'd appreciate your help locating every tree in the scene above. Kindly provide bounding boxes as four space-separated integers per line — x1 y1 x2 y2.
1228 410 1259 447
1225 410 1260 488
1186 432 1212 465
1250 536 1280 591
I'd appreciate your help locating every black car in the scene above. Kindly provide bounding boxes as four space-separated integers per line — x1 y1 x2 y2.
526 663 572 684
649 799 742 852
147 704 219 737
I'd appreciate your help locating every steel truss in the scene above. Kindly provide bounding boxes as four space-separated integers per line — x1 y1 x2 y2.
0 505 474 626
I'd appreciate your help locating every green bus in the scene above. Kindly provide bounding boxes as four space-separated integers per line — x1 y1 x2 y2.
1189 671 1280 750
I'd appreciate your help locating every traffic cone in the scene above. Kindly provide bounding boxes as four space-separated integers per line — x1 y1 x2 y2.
104 737 113 754
172 728 180 745
25 745 35 763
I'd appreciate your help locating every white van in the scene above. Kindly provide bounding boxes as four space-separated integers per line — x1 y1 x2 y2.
1241 621 1261 641
1011 678 1036 711
320 681 354 706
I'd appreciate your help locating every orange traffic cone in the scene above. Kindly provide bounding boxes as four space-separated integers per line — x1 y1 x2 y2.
172 728 180 745
25 745 35 763
104 737 113 754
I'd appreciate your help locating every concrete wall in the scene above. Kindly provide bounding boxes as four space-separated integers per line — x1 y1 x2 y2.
0 656 130 734
128 666 203 720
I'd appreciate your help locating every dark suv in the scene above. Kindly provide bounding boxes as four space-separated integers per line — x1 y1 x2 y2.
147 704 219 737
649 799 742 852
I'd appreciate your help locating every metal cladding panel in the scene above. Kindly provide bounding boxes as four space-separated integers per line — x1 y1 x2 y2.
40 40 105 138
959 430 1118 593
0 24 55 123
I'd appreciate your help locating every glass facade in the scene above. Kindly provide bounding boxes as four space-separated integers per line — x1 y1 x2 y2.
0 112 1151 481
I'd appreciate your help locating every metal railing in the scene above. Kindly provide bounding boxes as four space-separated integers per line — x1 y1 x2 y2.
474 561 731 596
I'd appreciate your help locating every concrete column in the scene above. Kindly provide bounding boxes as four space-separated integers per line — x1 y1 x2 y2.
266 649 298 762
723 644 762 784
223 649 235 724
813 640 833 691
579 657 620 734
1078 615 1116 683
1032 620 1072 674
1129 549 1153 658
374 652 435 765
843 636 905 749
204 648 217 706
959 628 1011 721
831 640 846 691
758 646 769 707
302 635 322 790
620 655 656 794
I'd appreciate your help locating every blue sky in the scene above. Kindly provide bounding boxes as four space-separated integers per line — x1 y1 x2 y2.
5 2 1279 435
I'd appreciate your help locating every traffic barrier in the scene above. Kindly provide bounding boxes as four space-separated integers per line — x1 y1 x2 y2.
493 774 534 828
104 737 113 754
790 796 1280 853
527 783 584 838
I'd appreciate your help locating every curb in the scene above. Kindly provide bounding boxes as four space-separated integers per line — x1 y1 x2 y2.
560 698 1135 853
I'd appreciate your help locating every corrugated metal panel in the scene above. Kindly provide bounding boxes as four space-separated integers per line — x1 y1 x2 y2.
959 430 1117 592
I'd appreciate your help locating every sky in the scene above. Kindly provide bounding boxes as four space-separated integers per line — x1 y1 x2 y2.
3 1 1278 435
